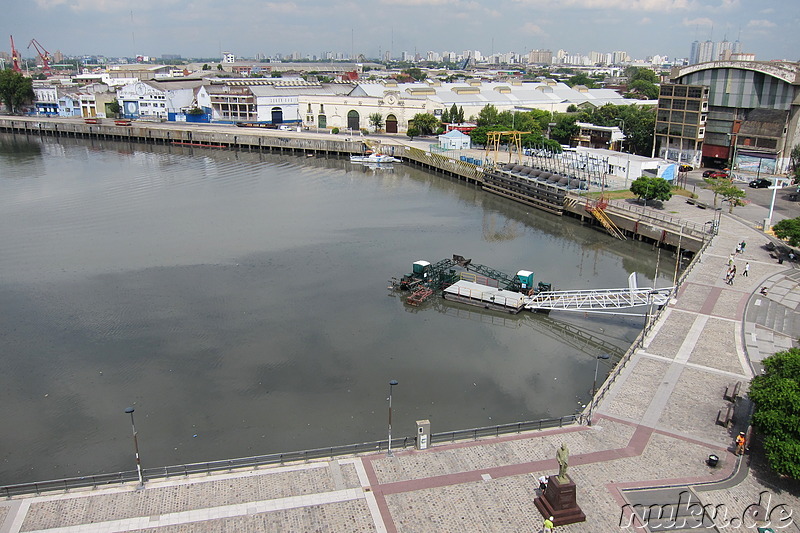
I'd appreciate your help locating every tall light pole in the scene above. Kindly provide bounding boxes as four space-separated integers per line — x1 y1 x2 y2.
387 379 398 457
124 407 144 487
587 354 610 426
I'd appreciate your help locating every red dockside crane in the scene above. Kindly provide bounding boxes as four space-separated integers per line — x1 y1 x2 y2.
28 38 51 74
9 35 22 73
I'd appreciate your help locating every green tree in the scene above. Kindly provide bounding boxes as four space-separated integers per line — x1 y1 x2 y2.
476 104 500 127
772 216 800 247
626 66 659 84
403 68 427 81
549 113 579 145
368 112 384 132
450 103 459 123
106 100 121 117
409 113 440 135
457 106 465 123
565 73 596 88
717 184 746 213
469 125 506 147
566 104 578 113
216 64 223 71
749 348 800 479
627 79 660 100
703 176 733 207
630 176 672 205
202 64 210 70
441 108 451 123
578 104 656 156
406 126 419 140
0 70 35 114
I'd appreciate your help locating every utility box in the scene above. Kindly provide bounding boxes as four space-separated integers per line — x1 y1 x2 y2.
516 270 534 290
416 420 431 450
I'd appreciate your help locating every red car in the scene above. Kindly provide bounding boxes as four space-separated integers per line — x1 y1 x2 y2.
704 171 729 179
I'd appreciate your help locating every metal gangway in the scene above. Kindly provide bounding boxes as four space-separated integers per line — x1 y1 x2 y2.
524 273 673 314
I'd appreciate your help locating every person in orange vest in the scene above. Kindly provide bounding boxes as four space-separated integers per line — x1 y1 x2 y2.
736 432 746 455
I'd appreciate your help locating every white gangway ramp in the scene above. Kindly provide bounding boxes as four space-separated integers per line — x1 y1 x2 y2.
523 273 672 313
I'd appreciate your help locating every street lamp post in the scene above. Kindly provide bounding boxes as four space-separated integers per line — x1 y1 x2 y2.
587 354 610 426
387 379 398 457
124 407 144 487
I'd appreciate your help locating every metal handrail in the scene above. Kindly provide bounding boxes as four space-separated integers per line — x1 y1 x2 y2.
0 415 577 498
580 232 715 424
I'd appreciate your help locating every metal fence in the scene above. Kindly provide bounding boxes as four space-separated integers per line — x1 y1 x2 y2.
0 415 576 498
579 232 716 424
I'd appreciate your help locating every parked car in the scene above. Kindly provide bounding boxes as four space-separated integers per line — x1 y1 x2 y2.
679 164 693 172
749 178 772 188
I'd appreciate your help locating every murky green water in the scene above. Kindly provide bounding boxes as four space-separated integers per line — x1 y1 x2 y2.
0 133 672 484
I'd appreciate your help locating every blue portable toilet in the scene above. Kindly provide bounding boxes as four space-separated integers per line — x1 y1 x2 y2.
516 270 535 290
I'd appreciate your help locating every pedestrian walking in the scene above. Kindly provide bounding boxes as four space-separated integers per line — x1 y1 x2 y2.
728 254 735 266
538 475 549 492
740 240 747 253
736 432 746 455
731 265 737 276
736 243 742 254
743 262 750 276
543 516 554 532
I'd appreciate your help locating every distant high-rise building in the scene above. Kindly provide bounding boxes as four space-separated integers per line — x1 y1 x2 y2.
689 39 743 64
222 52 235 64
528 49 552 65
611 51 629 65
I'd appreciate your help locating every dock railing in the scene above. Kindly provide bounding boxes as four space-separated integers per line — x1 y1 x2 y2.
0 415 576 498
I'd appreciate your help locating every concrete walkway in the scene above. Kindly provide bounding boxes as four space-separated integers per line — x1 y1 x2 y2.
0 172 798 532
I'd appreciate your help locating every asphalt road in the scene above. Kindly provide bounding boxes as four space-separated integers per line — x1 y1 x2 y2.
682 168 800 223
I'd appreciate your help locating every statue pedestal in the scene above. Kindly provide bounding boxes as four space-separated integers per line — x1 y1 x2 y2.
534 475 586 526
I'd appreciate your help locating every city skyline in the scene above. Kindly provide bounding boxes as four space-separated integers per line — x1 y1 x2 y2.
4 0 799 63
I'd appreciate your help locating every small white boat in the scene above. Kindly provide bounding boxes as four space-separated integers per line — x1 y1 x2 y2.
350 153 400 164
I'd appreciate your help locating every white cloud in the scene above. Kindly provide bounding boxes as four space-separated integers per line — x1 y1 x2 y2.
639 17 652 24
263 2 299 13
682 17 714 27
379 0 459 5
34 0 171 11
747 19 776 28
521 22 547 36
759 7 774 14
511 0 689 11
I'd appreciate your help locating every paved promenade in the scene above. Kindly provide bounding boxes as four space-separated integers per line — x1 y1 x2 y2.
0 174 798 532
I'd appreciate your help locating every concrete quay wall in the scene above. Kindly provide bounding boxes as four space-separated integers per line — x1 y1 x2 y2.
0 116 707 252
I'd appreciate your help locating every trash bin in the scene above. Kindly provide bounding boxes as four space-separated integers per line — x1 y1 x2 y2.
707 454 719 467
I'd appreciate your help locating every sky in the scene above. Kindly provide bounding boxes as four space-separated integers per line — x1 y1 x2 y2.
3 0 799 63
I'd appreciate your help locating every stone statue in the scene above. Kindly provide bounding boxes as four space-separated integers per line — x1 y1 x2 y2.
556 443 569 482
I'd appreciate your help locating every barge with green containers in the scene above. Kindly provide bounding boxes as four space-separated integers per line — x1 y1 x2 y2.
389 255 551 313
